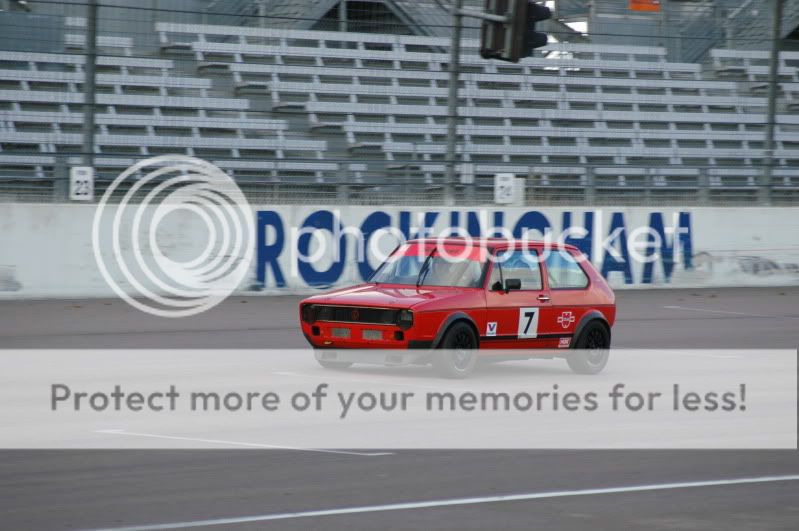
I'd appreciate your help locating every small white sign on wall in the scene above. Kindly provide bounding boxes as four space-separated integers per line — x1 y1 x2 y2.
69 166 94 201
494 173 516 204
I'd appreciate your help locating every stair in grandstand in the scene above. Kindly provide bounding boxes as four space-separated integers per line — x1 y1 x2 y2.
3 3 799 205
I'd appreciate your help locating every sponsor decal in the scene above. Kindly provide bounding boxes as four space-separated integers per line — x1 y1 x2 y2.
486 322 498 337
558 337 571 348
557 311 576 329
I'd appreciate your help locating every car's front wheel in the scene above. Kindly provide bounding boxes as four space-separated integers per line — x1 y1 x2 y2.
433 322 478 378
567 321 610 375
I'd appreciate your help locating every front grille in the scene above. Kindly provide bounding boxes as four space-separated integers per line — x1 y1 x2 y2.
315 305 399 325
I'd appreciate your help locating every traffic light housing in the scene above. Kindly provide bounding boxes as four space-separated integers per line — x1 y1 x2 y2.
480 0 551 63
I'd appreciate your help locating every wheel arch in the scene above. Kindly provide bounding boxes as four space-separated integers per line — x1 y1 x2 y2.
572 310 611 347
431 312 480 349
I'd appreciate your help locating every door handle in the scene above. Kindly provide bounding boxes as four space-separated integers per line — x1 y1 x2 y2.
537 294 550 302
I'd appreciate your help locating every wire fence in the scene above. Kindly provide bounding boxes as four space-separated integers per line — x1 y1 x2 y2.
1 160 796 206
0 0 797 206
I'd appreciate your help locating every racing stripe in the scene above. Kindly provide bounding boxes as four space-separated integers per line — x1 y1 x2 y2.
481 333 572 341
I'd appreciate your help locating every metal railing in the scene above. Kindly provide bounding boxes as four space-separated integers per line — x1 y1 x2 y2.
2 159 797 206
1 1 795 207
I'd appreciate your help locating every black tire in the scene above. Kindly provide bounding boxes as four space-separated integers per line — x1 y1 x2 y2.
567 320 610 375
432 322 478 378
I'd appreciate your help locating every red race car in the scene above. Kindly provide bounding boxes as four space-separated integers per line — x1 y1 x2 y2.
299 238 616 377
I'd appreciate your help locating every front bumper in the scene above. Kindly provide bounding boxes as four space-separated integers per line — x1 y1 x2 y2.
314 348 431 366
301 319 418 349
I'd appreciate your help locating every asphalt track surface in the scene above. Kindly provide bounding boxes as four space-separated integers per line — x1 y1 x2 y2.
0 287 797 530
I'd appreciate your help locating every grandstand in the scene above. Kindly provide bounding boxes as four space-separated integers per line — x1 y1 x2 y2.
0 0 798 205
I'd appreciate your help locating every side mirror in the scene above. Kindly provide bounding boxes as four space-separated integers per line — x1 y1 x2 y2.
491 281 503 291
504 278 522 291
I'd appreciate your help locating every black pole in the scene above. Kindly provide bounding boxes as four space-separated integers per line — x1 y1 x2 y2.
762 0 784 205
81 0 98 168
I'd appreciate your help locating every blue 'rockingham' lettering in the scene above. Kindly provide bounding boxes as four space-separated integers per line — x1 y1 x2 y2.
641 212 693 284
561 211 594 261
357 210 391 280
297 210 347 287
600 212 633 285
254 209 695 288
256 210 285 288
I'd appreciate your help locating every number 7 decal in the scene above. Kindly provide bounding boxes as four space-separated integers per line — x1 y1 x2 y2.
517 307 539 338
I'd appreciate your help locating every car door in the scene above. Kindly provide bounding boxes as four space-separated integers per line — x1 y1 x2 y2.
483 247 560 349
544 248 593 349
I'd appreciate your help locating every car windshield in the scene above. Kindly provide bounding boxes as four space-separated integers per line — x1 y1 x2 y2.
370 243 484 288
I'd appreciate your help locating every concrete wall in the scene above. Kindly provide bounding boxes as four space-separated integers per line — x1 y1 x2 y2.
1 204 798 298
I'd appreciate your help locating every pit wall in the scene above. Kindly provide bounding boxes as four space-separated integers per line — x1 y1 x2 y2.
1 204 798 298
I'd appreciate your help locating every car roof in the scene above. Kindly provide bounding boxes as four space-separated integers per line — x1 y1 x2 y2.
406 237 579 252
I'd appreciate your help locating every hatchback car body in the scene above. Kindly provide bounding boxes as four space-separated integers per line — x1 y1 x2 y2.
299 238 616 377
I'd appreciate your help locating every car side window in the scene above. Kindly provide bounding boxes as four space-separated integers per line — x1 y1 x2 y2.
545 250 589 289
495 250 543 290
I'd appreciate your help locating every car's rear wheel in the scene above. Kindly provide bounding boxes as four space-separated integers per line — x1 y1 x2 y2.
567 321 610 375
316 359 353 370
433 322 478 378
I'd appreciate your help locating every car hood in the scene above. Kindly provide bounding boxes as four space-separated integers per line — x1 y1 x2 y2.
304 284 465 309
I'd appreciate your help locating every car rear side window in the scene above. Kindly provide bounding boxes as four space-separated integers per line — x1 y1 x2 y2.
545 250 589 289
494 250 543 290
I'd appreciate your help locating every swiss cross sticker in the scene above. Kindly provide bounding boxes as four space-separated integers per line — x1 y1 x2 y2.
486 322 497 337
557 311 576 329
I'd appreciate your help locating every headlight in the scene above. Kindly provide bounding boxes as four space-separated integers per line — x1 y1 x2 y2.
380 310 396 325
397 309 413 330
301 304 317 324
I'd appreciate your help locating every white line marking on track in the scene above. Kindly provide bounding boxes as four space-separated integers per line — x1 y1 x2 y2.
87 474 799 531
663 305 799 320
94 429 394 457
667 351 744 359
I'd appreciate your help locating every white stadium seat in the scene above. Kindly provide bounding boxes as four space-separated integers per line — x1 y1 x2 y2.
2 19 798 202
